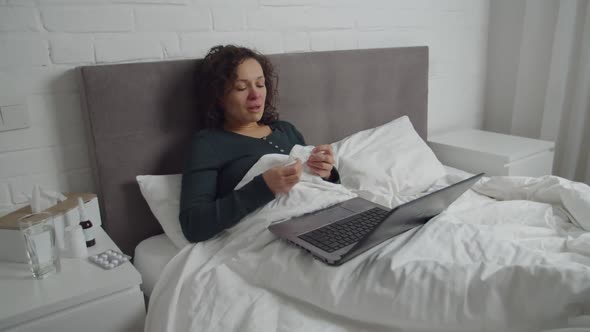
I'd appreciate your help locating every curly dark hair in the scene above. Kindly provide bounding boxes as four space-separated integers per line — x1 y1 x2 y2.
196 45 279 129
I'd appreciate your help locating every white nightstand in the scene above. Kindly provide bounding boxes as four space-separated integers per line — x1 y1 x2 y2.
0 227 145 332
429 129 555 177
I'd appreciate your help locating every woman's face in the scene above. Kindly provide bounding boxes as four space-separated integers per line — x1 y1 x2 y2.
221 58 267 127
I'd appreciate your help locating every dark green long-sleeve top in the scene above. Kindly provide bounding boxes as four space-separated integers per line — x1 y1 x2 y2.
179 120 339 243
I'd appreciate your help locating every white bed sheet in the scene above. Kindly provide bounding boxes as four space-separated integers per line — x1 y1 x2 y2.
134 233 179 298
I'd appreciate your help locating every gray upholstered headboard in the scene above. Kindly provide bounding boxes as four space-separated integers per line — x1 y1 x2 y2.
78 46 428 255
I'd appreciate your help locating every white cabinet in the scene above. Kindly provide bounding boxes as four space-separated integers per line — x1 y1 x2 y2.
0 227 145 332
428 129 555 177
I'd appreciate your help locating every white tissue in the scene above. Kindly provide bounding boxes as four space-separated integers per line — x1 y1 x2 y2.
25 185 67 213
289 144 315 174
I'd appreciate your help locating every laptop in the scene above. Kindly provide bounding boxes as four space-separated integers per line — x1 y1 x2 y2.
268 173 484 265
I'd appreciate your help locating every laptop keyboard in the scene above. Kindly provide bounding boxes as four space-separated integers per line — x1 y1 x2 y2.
298 207 389 253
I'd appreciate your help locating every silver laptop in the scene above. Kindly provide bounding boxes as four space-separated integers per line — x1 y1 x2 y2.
269 173 484 265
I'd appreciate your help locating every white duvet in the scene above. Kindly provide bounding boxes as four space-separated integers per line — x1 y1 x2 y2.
146 167 590 331
145 118 590 332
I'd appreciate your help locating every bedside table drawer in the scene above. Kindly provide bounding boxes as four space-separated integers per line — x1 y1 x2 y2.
7 286 144 332
0 228 145 332
429 129 555 177
431 146 554 177
505 150 554 177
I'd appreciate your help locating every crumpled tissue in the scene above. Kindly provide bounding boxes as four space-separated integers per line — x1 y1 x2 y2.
24 184 67 213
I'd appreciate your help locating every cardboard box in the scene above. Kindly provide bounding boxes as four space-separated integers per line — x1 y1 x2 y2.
0 193 102 263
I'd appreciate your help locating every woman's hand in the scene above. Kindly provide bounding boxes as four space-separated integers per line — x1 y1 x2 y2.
307 144 335 179
262 159 303 194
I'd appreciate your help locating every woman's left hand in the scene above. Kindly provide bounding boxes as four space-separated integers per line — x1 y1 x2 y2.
307 144 335 179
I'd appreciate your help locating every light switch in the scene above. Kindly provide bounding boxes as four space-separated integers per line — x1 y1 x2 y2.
0 98 29 132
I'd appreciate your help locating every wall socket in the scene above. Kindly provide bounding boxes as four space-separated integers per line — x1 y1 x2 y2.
0 97 29 132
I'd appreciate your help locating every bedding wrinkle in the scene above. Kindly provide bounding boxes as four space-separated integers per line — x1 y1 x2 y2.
228 245 398 332
190 267 220 328
566 232 590 258
474 176 590 231
222 284 266 331
192 266 264 331
145 243 196 331
269 281 397 332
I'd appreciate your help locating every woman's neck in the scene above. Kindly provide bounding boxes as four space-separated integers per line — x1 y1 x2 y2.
224 121 259 132
223 121 271 138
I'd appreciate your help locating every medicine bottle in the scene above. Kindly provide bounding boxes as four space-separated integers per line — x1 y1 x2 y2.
77 197 96 247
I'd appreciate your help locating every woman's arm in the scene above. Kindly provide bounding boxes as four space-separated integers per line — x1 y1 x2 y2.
179 136 274 243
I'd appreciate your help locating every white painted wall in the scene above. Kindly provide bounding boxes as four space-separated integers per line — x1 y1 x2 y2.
0 0 490 216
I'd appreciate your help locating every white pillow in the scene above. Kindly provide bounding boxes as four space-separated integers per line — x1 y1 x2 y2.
331 116 446 207
136 174 189 249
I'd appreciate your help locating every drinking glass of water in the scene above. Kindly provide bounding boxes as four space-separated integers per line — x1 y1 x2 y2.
18 212 61 279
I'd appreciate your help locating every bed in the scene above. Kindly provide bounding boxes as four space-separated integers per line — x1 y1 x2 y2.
78 47 590 331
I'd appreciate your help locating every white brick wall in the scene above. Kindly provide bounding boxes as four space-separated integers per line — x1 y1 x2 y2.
0 144 89 179
95 36 164 62
42 7 134 32
0 93 86 153
260 0 316 6
181 31 284 56
282 31 309 52
212 8 245 32
247 7 354 31
50 37 94 64
310 31 357 51
134 6 210 31
0 38 50 67
0 0 490 216
0 184 11 206
0 6 39 31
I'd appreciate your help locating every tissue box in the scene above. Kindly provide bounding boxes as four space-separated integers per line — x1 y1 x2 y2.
0 193 102 263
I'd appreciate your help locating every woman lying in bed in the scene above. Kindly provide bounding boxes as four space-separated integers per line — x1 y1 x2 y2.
180 45 340 243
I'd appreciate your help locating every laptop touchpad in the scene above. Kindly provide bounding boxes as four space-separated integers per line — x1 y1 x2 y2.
340 197 375 213
288 206 355 234
322 206 357 223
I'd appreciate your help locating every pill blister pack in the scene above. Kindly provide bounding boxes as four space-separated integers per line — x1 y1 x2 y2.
88 249 130 270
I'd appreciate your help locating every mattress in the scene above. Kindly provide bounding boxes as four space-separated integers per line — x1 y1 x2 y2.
134 233 179 298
